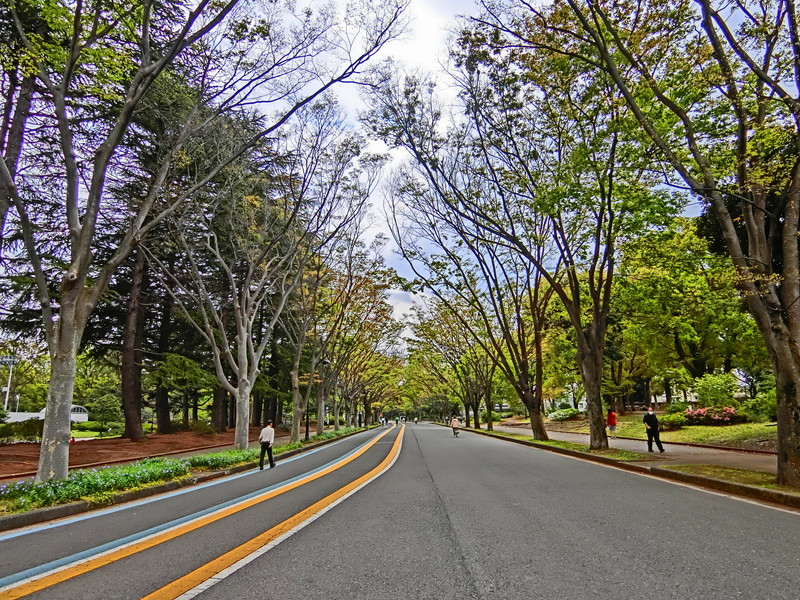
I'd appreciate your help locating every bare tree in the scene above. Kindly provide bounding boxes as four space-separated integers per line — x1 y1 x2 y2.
0 0 407 480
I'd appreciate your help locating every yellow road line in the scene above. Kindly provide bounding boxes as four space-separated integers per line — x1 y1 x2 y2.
145 424 405 600
1 426 396 599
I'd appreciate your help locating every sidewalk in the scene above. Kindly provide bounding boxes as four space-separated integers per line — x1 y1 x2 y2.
491 425 777 473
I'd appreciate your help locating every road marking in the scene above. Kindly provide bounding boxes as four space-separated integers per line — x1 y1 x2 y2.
0 426 397 599
0 433 358 543
147 424 405 600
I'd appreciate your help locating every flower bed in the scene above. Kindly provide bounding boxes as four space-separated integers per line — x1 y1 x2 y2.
684 406 746 426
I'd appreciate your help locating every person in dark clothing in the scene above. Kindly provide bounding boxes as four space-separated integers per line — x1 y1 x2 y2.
643 408 665 452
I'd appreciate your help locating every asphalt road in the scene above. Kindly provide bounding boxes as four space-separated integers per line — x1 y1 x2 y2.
1 423 798 599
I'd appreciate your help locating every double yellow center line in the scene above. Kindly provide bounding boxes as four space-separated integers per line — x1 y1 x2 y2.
2 425 403 599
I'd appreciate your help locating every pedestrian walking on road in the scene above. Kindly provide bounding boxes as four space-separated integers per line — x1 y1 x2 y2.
643 408 665 453
259 420 276 469
606 409 617 439
450 416 460 437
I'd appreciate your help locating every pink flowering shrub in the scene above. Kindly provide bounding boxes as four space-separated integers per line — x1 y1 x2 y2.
684 406 746 426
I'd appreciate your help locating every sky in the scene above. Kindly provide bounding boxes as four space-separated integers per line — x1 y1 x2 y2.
361 0 481 332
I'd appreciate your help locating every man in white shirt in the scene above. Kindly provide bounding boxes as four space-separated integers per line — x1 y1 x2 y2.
258 420 276 469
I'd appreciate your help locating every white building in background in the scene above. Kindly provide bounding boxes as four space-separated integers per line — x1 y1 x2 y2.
5 405 89 423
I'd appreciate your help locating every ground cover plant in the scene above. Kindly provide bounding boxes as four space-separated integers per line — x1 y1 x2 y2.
0 428 362 513
479 429 648 461
662 465 800 495
543 414 777 450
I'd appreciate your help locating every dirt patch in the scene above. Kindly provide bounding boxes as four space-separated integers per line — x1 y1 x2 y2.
0 427 289 479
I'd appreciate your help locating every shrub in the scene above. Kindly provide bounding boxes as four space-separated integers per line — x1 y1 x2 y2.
684 406 746 426
741 389 777 423
72 421 100 432
547 408 581 421
0 458 191 512
694 372 739 408
659 413 686 431
0 419 44 442
480 410 511 423
189 420 217 436
664 402 690 415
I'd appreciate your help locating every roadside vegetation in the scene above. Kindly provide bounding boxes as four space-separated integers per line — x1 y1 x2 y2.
662 465 800 497
473 426 790 495
539 414 777 451
0 428 362 514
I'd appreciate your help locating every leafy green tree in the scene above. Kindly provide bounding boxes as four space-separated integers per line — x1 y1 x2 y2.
616 219 763 380
85 393 122 436
516 0 800 485
694 372 739 408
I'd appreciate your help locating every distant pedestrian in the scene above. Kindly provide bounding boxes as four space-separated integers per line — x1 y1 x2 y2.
258 420 276 469
450 416 460 437
606 409 617 439
643 407 665 453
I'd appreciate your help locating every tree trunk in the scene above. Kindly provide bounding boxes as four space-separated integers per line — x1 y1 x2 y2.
36 282 90 481
471 401 481 429
290 369 304 443
154 387 172 434
228 392 236 428
484 391 493 432
743 290 800 486
212 386 227 433
316 383 325 435
36 345 78 481
121 250 146 441
154 292 174 434
233 382 252 450
253 390 263 428
577 342 608 450
525 387 548 440
181 395 189 427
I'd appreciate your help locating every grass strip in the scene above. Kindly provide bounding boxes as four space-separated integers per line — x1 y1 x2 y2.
660 464 800 495
477 429 648 461
0 427 363 514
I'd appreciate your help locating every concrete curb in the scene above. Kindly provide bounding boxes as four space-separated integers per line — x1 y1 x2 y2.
0 429 369 533
466 427 800 509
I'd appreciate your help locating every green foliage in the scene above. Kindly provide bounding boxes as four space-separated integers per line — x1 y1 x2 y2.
481 410 510 423
0 418 44 442
694 372 739 408
72 421 101 432
741 389 777 423
0 458 191 512
189 420 216 436
85 392 122 429
665 402 690 414
658 413 686 431
0 426 365 512
73 420 124 434
547 408 581 421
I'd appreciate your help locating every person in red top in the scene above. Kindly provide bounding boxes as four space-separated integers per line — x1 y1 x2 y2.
606 409 618 439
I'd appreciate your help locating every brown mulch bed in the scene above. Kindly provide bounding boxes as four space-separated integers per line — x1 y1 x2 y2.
0 427 288 479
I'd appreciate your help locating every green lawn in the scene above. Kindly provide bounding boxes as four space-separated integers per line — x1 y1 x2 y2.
541 413 777 450
477 429 649 461
662 464 800 495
